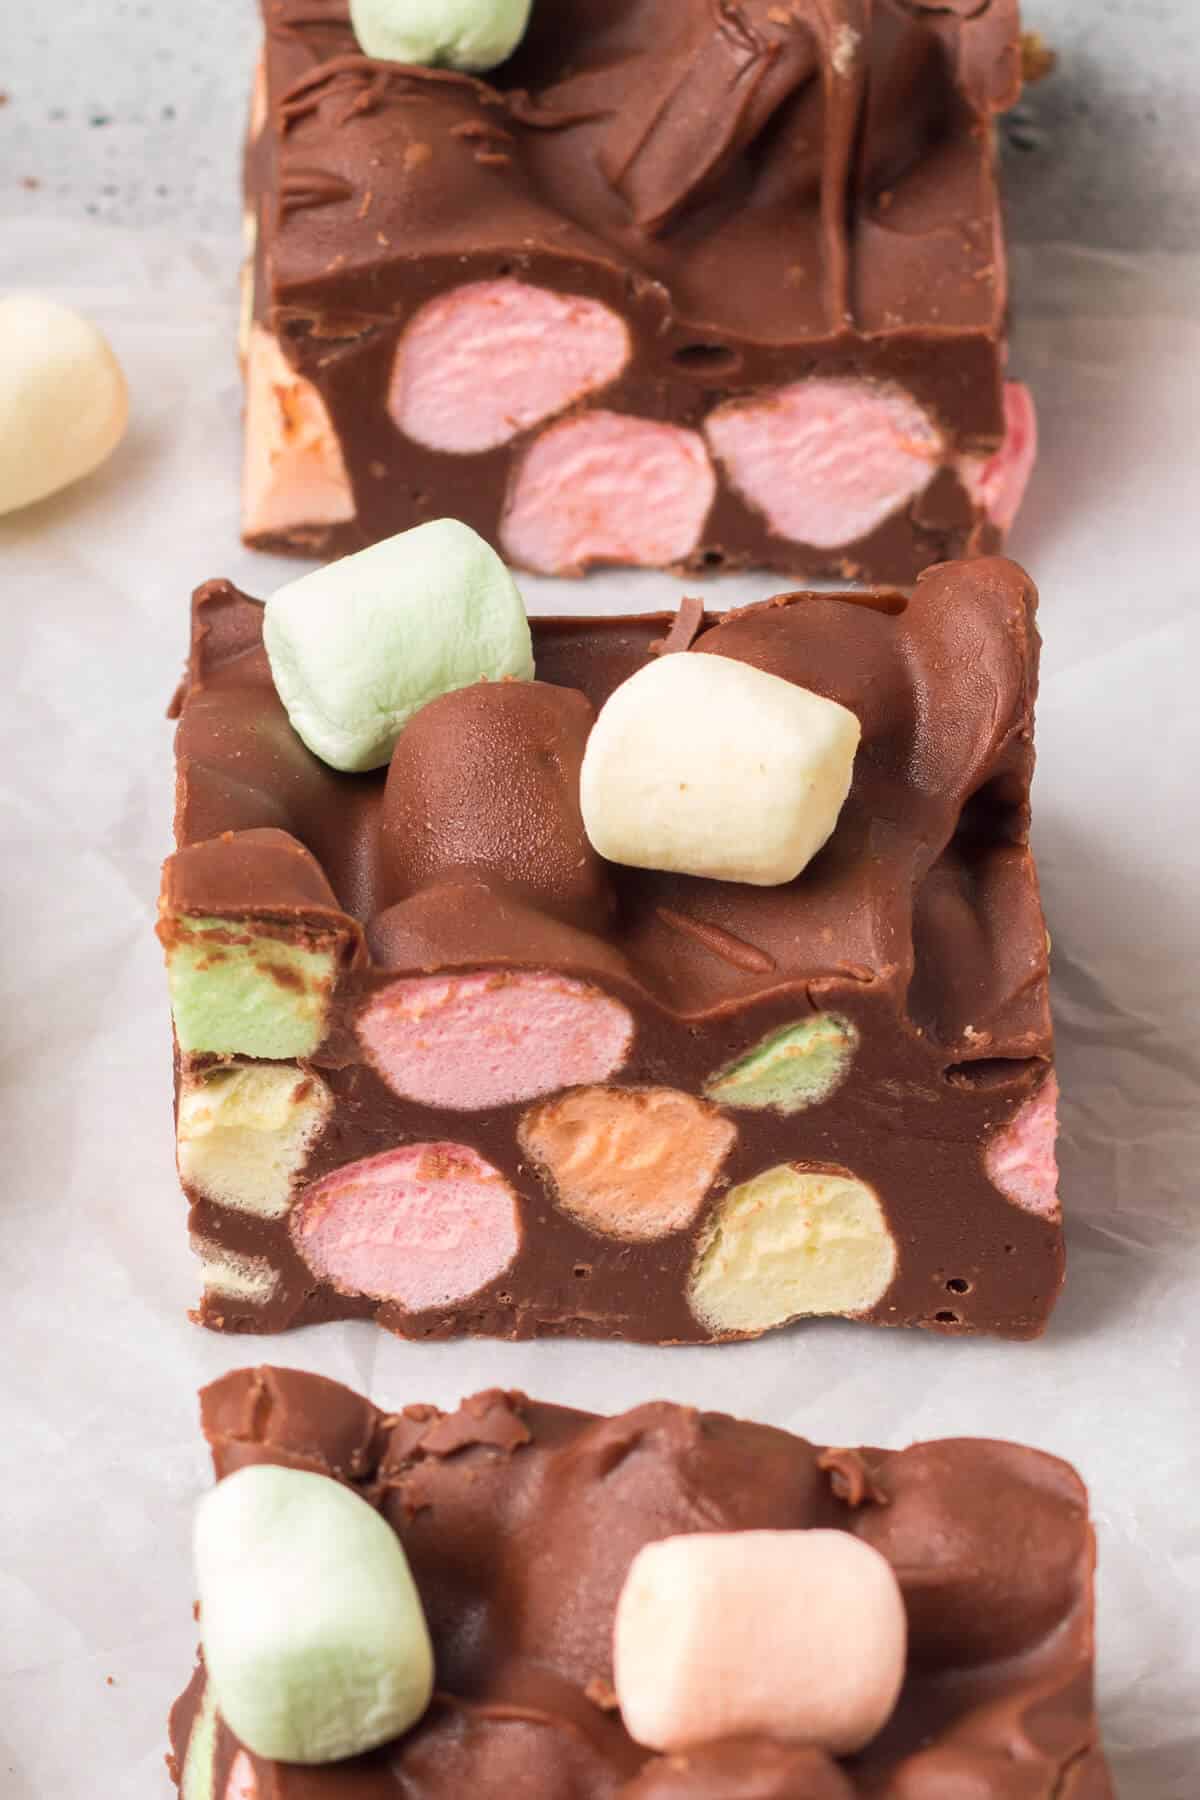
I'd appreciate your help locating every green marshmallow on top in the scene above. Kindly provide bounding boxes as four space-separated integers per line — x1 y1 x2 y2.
263 519 535 773
195 1464 435 1765
349 0 532 72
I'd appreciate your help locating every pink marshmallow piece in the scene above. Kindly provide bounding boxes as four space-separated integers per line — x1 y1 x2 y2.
614 1530 907 1758
502 411 716 574
389 279 630 454
292 1143 520 1310
226 1752 258 1800
242 325 355 538
959 380 1038 534
985 1073 1061 1219
705 378 944 551
357 970 634 1110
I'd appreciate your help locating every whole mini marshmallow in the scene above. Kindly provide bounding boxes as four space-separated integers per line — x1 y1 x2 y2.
614 1531 906 1757
0 294 127 515
263 519 534 771
195 1464 434 1764
349 0 531 70
580 653 860 886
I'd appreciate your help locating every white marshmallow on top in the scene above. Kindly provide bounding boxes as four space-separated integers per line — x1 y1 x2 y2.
613 1530 906 1758
580 653 860 886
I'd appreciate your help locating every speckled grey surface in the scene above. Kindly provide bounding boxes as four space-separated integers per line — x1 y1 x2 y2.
1 0 1198 256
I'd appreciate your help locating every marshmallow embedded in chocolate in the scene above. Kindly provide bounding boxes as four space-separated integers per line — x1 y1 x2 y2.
242 326 354 542
614 1530 906 1756
391 280 630 454
704 1014 858 1115
158 830 362 1061
357 970 634 1110
194 1464 434 1763
291 1143 522 1310
177 1064 333 1220
502 413 717 576
706 379 944 551
689 1165 896 1334
580 652 860 886
349 0 532 72
519 1086 736 1242
262 520 534 772
379 678 614 929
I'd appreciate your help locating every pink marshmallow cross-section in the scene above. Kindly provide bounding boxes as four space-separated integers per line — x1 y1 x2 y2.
705 378 945 551
985 1073 1060 1219
959 380 1038 534
390 279 631 455
358 969 635 1111
292 1143 521 1311
502 411 717 574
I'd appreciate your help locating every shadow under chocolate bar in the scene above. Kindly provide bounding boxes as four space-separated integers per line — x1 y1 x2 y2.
241 0 1034 579
159 555 1062 1344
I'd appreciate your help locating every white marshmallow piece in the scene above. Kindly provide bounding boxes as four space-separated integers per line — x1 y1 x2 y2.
195 1464 435 1764
0 294 128 516
263 518 535 771
614 1530 906 1758
349 0 532 71
580 654 860 886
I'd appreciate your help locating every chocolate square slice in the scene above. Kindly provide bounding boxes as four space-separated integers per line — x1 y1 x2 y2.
242 0 1036 580
159 555 1062 1343
169 1368 1113 1798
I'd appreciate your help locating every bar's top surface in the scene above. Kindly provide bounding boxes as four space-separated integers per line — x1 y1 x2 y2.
172 1367 1110 1797
170 556 1051 1057
257 0 1020 343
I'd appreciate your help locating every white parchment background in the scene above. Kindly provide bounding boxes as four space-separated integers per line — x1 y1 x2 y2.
1 11 1199 1796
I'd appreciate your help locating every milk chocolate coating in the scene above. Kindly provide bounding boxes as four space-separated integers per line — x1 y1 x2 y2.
163 557 1061 1342
244 0 1022 580
379 679 613 930
167 1370 1112 1798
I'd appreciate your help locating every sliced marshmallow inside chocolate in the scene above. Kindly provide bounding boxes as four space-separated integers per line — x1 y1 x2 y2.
959 380 1038 534
705 1014 859 1114
358 970 634 1109
242 325 355 540
177 1064 333 1220
706 378 943 549
519 1086 736 1241
194 1464 434 1764
291 1143 520 1310
502 411 716 574
985 1074 1060 1219
689 1164 896 1334
613 1530 906 1756
192 1239 281 1307
225 1752 257 1800
390 280 630 453
580 652 860 886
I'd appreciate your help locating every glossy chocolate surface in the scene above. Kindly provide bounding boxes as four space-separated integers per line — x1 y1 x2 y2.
162 557 1062 1343
168 1369 1112 1798
245 0 1022 577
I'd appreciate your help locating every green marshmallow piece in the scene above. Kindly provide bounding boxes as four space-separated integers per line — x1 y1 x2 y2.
195 1465 435 1766
263 519 535 772
181 1681 218 1800
166 916 338 1059
348 0 532 72
704 1013 858 1115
